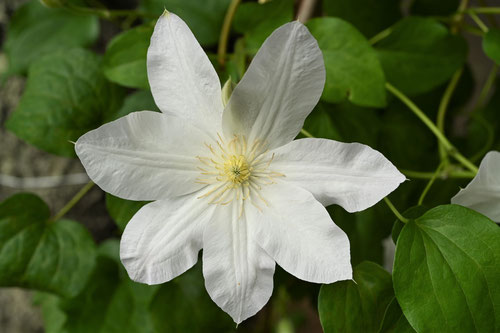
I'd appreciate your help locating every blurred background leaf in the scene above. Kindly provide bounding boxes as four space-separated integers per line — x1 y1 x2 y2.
4 0 99 76
6 48 125 157
0 193 96 297
307 17 387 107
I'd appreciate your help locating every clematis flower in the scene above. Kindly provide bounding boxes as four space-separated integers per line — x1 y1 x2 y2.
452 151 500 222
75 11 405 323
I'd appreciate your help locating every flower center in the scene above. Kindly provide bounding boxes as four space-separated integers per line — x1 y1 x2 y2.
195 134 283 216
224 155 250 185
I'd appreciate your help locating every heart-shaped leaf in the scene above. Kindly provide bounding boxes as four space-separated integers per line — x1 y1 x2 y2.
375 17 467 96
307 18 387 107
393 204 500 332
6 48 126 157
103 25 154 89
4 0 98 75
0 193 96 297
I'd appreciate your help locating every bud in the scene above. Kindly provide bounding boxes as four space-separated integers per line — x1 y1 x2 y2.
221 77 236 107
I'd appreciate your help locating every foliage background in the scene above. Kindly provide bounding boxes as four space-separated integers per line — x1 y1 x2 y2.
0 0 499 332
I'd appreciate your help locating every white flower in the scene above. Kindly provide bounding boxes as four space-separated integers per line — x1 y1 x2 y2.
452 151 500 222
75 11 405 323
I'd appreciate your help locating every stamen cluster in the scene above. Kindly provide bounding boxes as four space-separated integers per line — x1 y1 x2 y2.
196 134 283 215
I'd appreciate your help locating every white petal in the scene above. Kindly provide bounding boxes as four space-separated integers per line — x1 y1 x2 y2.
270 138 405 212
452 151 500 222
247 183 352 283
120 196 212 284
147 12 223 130
75 111 209 201
203 203 275 323
222 21 325 150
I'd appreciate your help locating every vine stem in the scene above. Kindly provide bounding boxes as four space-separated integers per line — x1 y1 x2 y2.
384 197 409 224
217 0 241 67
465 7 500 14
369 27 393 45
469 10 489 32
418 163 444 205
385 82 479 173
451 0 469 33
65 3 156 19
51 181 95 222
401 169 476 179
437 68 463 164
300 128 314 138
476 64 498 108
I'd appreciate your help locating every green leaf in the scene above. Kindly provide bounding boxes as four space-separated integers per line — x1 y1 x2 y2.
6 48 126 157
36 240 158 333
103 24 153 89
378 298 416 333
323 0 401 38
307 18 387 108
105 194 149 232
233 0 294 55
4 0 99 75
141 0 230 46
393 205 500 332
318 261 394 333
151 262 236 332
483 28 500 65
375 17 467 96
108 90 159 122
0 193 96 297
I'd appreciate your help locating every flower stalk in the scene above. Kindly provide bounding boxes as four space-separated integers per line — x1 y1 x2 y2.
217 0 241 66
384 197 409 224
437 68 463 165
51 181 94 222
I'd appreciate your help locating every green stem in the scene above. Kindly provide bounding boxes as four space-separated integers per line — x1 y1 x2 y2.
65 3 156 19
451 0 469 33
217 0 241 67
476 64 498 109
469 10 489 32
386 83 452 151
462 24 485 36
401 169 476 179
418 163 444 205
478 0 498 27
437 68 463 164
300 128 314 138
51 181 94 222
465 7 500 15
385 82 479 173
384 197 409 224
369 27 393 45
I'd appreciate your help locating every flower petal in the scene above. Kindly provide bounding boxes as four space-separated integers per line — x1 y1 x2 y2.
247 183 352 284
120 196 212 284
222 21 325 149
452 151 500 222
203 204 275 323
75 111 209 201
270 138 405 212
147 11 223 130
